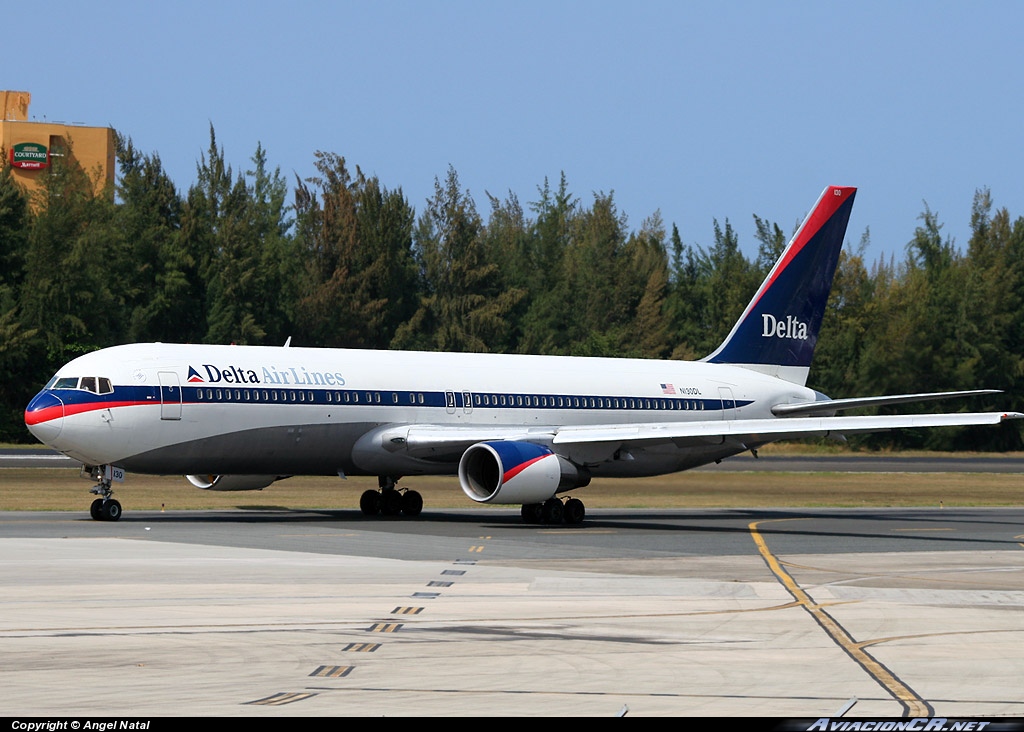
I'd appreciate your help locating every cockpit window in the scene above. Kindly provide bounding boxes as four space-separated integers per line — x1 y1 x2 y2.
50 376 114 393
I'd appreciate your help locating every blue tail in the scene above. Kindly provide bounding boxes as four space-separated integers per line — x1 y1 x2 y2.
703 185 856 385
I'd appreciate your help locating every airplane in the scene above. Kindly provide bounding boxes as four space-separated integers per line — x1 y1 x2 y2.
24 185 1022 523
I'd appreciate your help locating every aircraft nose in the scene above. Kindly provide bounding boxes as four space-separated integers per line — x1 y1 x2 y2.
25 391 65 444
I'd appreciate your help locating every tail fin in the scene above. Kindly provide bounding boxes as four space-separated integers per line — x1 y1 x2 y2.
702 185 856 385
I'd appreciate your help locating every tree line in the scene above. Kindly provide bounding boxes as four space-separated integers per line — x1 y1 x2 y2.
2 129 1022 449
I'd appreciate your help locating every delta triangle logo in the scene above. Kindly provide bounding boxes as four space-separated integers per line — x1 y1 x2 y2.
187 366 205 383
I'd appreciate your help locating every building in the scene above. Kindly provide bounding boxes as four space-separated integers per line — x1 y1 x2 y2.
1 90 115 201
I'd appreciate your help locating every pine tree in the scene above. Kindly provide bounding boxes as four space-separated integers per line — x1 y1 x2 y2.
393 167 523 352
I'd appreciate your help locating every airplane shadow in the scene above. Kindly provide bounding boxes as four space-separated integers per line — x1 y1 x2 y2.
97 505 1024 549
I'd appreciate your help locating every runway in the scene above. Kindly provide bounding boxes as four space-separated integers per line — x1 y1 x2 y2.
2 507 1023 717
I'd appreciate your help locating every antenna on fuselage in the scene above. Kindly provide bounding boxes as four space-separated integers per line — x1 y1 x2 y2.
283 336 292 348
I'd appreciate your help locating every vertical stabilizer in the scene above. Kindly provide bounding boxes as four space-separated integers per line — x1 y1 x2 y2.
702 185 856 385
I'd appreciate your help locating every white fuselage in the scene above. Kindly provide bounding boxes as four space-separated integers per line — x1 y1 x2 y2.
26 343 815 479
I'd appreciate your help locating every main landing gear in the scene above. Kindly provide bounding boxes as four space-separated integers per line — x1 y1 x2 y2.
85 465 122 522
360 476 423 518
521 496 586 525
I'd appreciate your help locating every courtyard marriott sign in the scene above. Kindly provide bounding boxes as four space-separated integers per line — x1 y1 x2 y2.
10 142 49 169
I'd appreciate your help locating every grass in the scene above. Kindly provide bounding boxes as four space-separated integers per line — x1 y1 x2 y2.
1 467 1021 512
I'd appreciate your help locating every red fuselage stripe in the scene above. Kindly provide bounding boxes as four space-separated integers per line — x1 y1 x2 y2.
24 401 148 425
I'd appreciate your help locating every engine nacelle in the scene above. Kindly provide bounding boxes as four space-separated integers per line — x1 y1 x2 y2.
458 441 590 505
186 474 279 491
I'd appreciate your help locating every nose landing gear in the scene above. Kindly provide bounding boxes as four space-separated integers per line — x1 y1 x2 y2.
84 465 122 521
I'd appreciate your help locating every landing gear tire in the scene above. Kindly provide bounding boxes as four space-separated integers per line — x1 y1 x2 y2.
381 489 404 516
521 498 586 525
101 499 122 522
563 498 585 525
402 490 423 517
542 497 564 525
360 489 382 516
90 498 104 521
363 479 422 518
521 503 544 524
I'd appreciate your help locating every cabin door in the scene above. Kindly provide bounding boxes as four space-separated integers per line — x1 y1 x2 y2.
159 371 182 420
718 386 736 419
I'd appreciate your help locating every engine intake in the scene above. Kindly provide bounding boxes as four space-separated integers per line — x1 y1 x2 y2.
458 441 589 504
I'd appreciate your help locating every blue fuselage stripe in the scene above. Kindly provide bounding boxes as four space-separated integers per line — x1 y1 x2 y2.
38 385 754 415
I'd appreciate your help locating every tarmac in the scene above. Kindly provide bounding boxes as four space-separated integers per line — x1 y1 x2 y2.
2 507 1023 717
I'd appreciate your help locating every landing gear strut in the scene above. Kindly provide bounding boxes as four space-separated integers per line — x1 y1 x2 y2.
85 465 122 522
521 496 586 525
361 476 423 518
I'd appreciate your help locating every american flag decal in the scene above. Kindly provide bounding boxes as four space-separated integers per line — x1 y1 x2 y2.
661 383 676 394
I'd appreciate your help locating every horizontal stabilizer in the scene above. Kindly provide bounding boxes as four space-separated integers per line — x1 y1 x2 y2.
771 390 1003 418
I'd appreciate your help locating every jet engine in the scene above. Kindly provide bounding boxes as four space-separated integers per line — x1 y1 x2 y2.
458 441 589 504
186 474 280 491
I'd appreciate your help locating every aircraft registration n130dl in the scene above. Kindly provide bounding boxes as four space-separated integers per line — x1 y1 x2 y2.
25 186 1022 522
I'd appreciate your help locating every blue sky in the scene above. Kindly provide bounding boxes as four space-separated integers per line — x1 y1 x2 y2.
9 1 1023 262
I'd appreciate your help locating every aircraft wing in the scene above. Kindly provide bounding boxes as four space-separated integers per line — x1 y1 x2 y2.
551 411 1024 448
395 411 1022 457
